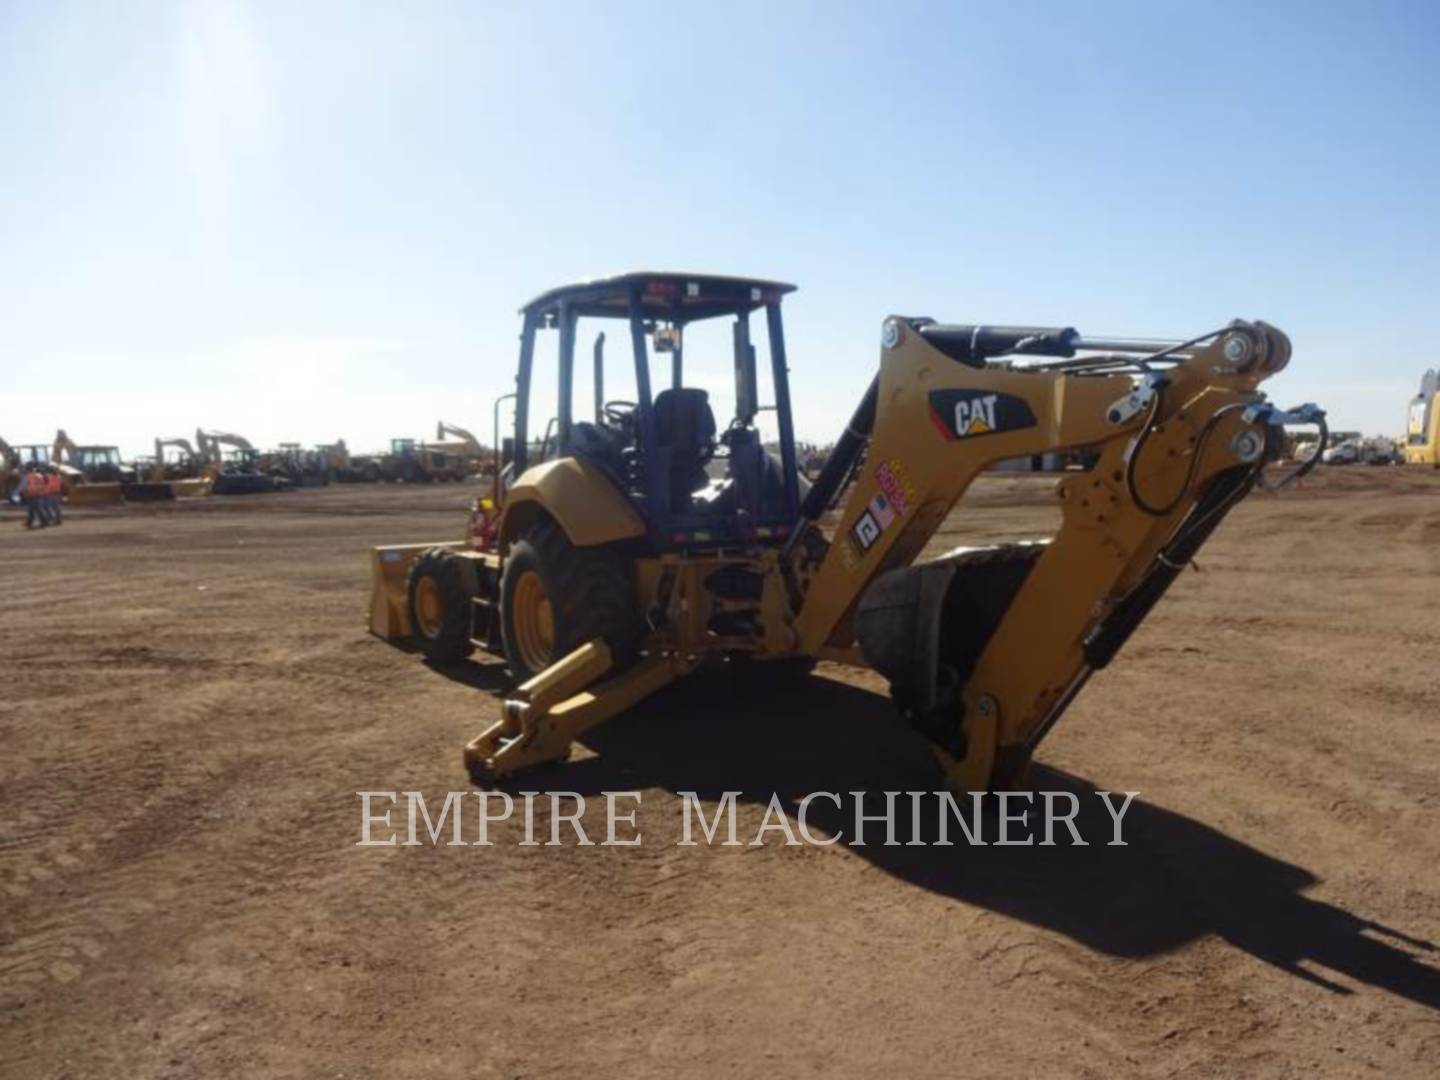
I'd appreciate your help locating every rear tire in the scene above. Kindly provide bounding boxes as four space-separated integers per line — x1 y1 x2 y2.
406 549 477 663
500 518 640 681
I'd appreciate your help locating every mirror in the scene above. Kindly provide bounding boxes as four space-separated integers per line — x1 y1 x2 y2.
653 325 682 354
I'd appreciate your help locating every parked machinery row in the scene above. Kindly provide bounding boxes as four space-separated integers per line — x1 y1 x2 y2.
2 423 495 504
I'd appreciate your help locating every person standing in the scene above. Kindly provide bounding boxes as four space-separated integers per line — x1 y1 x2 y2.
21 464 46 529
44 466 63 526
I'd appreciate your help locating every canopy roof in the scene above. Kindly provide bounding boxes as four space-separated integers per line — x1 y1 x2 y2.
521 271 795 323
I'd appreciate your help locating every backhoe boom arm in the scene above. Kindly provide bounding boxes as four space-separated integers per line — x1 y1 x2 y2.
790 318 1313 789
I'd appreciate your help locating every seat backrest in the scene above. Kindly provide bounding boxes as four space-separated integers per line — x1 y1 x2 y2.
651 388 716 512
653 388 716 452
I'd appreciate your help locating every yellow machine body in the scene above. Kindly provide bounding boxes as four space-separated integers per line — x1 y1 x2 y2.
1403 371 1439 466
371 310 1314 789
166 477 214 498
786 320 1289 788
497 457 647 549
62 483 125 505
369 542 474 638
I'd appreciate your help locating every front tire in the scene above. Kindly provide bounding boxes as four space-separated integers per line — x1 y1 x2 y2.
500 518 640 681
406 549 477 663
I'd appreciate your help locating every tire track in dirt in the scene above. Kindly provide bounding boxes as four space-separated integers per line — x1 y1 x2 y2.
0 642 418 1021
4 471 1438 1077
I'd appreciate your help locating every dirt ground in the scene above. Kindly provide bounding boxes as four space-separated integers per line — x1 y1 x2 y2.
2 468 1437 1078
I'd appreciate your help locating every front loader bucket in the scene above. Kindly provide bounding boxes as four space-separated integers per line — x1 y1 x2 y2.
121 481 177 502
368 542 465 639
855 542 1047 752
213 474 286 495
64 481 125 506
120 477 213 501
167 477 214 498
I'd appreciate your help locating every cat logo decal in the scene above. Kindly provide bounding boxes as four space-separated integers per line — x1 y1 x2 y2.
928 389 1037 441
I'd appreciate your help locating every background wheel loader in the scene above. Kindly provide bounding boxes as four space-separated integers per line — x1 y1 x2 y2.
378 437 471 483
369 272 1325 790
1403 370 1439 467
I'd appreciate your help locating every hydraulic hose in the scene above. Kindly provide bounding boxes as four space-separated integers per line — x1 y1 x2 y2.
1261 409 1328 490
788 375 879 551
1126 385 1247 518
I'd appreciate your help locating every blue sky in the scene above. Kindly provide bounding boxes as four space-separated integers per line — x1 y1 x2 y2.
2 1 1436 456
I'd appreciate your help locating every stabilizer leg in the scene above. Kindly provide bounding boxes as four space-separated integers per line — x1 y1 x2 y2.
464 641 692 784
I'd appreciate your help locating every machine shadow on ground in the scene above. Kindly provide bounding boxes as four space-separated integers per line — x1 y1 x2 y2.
464 665 1440 1012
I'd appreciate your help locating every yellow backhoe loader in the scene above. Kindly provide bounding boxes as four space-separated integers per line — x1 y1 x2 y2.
1403 370 1439 466
2 440 73 502
369 273 1325 791
55 430 191 502
52 429 133 504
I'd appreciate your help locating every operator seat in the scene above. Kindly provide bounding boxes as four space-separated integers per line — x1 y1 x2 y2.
569 421 626 479
652 387 716 511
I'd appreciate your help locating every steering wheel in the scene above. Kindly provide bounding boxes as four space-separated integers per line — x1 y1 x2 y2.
603 400 638 427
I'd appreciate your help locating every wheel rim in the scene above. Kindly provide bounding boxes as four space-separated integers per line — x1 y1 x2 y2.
512 569 555 672
415 576 444 638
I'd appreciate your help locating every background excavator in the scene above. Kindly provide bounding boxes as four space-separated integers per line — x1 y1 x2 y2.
197 429 292 495
263 443 331 487
369 272 1326 790
142 438 213 497
435 421 493 477
152 437 201 479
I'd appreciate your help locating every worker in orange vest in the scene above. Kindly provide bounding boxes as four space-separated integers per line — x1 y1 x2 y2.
20 464 47 529
43 466 64 526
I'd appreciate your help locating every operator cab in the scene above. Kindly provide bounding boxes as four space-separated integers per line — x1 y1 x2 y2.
506 272 803 548
75 446 119 468
223 448 261 472
75 445 129 481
